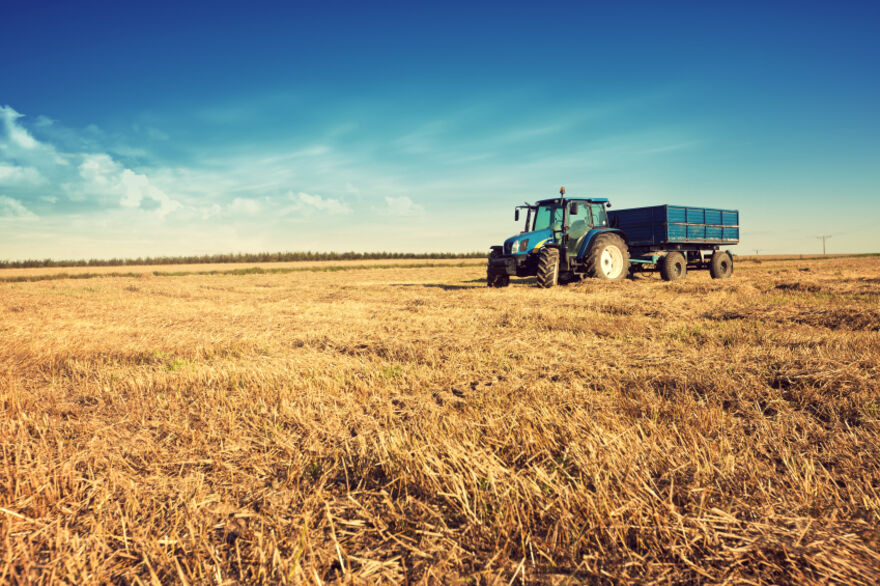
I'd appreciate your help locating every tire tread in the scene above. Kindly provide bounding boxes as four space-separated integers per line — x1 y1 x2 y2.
536 248 559 288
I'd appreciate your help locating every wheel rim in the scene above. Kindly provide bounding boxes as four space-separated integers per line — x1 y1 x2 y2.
600 246 624 278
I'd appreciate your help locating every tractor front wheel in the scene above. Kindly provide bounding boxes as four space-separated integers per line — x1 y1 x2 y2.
585 233 629 281
487 271 510 287
536 247 560 288
486 251 510 287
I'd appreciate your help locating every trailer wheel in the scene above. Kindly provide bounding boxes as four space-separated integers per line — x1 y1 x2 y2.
660 252 687 281
536 247 559 288
709 251 733 279
585 233 629 281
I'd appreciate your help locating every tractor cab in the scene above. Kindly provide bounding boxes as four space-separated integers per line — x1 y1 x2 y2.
507 196 611 258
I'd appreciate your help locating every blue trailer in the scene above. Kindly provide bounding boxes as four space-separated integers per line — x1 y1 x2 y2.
487 189 739 287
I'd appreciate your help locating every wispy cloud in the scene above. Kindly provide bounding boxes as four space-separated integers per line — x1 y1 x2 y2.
290 192 351 214
0 163 46 185
638 140 703 155
229 197 262 215
0 195 37 219
383 195 423 216
0 106 39 149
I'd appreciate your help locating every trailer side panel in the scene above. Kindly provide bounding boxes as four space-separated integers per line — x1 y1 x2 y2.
609 205 739 246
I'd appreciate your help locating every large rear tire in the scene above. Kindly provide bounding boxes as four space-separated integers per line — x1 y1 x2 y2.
709 251 733 279
585 233 629 281
536 247 559 288
660 252 687 281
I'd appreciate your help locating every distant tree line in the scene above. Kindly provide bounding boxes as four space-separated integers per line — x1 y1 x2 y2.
0 251 486 269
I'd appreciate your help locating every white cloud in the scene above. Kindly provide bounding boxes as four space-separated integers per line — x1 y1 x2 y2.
229 197 262 215
384 195 423 216
0 105 68 167
200 203 223 219
0 106 39 150
120 169 177 213
293 191 351 214
0 195 38 219
0 163 46 185
75 153 182 216
78 153 117 187
1 113 181 219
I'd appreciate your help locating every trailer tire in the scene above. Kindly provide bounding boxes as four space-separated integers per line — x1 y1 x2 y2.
709 251 733 279
660 252 687 281
536 247 559 288
585 233 629 281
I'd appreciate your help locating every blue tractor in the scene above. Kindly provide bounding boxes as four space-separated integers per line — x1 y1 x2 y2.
487 187 739 287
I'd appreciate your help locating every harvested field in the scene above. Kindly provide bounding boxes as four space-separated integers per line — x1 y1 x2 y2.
1 256 879 583
0 258 486 279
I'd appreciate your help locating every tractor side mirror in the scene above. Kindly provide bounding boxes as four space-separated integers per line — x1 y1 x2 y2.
569 202 578 215
515 209 520 222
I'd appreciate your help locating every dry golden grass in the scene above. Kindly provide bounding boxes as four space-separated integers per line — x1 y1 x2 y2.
1 256 879 584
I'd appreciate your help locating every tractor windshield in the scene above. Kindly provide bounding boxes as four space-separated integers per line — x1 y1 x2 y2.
532 203 563 232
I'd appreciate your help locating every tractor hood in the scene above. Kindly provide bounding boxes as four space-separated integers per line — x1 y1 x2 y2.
504 228 554 255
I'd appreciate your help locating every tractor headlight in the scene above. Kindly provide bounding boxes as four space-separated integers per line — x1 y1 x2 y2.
518 239 529 253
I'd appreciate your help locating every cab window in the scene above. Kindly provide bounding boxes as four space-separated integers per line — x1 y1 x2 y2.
567 201 591 255
533 204 562 231
568 201 590 228
590 203 608 227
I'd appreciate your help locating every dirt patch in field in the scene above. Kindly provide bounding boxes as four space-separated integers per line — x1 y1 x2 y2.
774 281 824 293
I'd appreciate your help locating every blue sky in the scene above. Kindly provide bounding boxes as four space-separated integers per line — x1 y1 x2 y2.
1 0 878 259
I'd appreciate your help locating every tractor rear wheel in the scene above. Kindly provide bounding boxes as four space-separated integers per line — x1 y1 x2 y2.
536 247 559 288
709 251 733 279
660 252 687 281
585 233 629 281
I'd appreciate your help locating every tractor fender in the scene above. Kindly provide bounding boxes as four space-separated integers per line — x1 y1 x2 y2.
576 228 628 260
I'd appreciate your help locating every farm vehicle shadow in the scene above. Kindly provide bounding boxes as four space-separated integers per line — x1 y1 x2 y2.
393 277 538 290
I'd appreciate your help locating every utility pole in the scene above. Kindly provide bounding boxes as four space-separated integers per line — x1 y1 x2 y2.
753 249 763 256
816 235 832 255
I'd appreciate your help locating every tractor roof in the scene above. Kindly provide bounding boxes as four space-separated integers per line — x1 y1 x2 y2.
535 197 609 205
